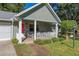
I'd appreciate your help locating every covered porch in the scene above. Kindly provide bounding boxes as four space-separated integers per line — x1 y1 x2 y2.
17 19 58 42
14 3 60 43
23 20 58 40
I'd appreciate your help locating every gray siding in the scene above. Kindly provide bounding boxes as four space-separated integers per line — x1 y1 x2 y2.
24 6 57 23
38 22 55 32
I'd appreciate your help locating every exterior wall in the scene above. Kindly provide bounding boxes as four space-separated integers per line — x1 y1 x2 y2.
38 21 55 32
24 6 57 23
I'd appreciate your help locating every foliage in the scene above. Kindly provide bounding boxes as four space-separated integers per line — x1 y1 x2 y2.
56 4 79 23
51 38 58 42
34 37 64 45
58 37 64 41
34 39 51 45
77 24 79 32
11 37 19 45
60 20 77 39
14 38 79 56
60 20 77 33
44 39 79 56
75 37 79 40
0 3 25 13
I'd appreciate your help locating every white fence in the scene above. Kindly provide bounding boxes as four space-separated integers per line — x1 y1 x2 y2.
28 32 56 39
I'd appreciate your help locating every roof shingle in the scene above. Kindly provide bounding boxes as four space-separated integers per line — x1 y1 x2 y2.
0 11 17 21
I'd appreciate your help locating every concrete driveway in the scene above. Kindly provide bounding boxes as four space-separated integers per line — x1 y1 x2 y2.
0 40 16 56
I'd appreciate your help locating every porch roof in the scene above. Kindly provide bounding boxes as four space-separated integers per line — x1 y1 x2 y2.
15 3 61 23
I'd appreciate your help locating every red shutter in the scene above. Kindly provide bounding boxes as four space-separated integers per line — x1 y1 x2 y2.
22 18 24 33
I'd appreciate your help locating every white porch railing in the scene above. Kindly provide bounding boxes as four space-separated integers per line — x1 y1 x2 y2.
36 32 56 39
28 32 56 39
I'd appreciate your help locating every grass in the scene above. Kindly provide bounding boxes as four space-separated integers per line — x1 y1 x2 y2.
43 39 79 56
34 39 51 45
14 38 79 56
34 37 64 45
14 44 33 56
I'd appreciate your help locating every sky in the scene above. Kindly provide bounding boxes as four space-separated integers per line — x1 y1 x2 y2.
22 3 37 10
22 3 59 12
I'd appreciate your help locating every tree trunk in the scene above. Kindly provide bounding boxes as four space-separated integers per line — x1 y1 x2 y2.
65 33 69 40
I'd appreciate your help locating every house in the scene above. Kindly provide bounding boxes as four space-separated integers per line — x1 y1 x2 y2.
0 11 17 41
0 3 61 43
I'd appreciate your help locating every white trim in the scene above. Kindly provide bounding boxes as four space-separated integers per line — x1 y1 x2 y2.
46 4 61 23
19 19 22 34
55 23 58 38
15 4 41 17
0 38 11 41
24 17 57 23
0 15 16 21
34 20 37 40
0 18 12 21
11 18 14 39
18 19 22 43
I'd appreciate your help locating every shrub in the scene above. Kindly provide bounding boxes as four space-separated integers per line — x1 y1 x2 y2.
58 37 64 41
60 20 77 40
51 38 58 42
34 37 65 45
51 37 64 42
34 39 51 45
11 37 19 45
75 37 79 40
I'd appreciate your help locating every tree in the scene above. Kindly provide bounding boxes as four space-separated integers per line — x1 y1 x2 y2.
56 4 79 23
0 3 25 13
60 20 77 40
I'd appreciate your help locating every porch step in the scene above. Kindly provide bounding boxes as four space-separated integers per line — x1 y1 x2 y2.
22 38 33 44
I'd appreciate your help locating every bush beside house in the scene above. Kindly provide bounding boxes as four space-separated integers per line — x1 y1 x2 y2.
34 37 64 45
60 20 77 40
11 37 19 45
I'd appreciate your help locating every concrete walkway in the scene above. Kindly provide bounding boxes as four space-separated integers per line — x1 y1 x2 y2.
0 40 16 56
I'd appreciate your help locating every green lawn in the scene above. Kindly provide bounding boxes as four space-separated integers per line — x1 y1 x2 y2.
42 39 79 56
13 38 79 56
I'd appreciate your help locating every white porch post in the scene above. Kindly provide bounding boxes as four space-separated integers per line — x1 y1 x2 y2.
12 18 14 39
18 19 22 43
34 20 37 40
19 20 22 34
55 23 58 38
